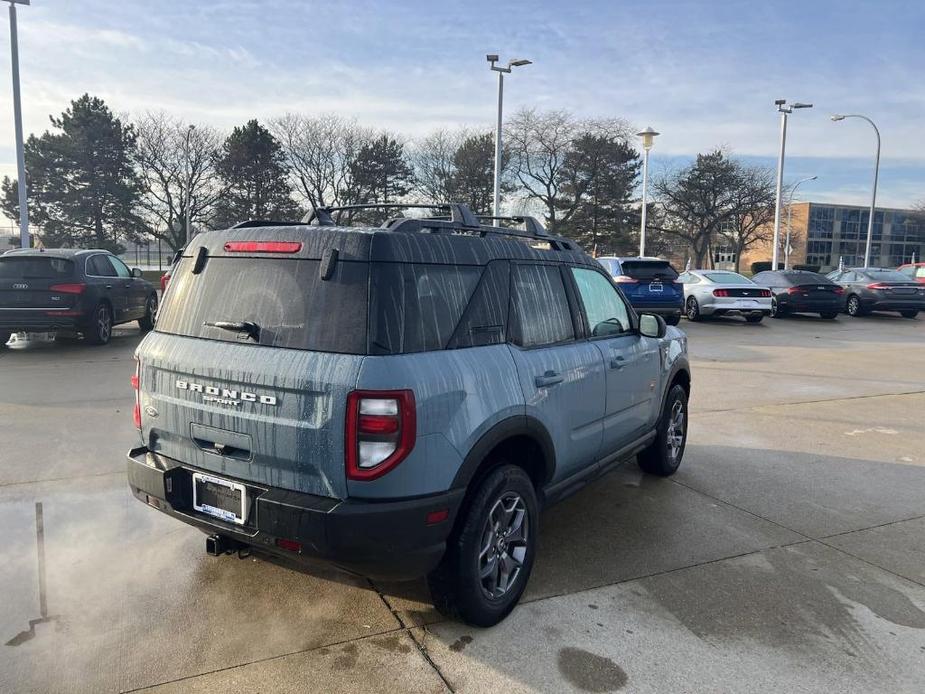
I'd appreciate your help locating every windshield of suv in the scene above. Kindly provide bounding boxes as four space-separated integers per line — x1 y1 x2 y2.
620 260 679 281
155 256 369 353
703 272 751 284
0 256 74 279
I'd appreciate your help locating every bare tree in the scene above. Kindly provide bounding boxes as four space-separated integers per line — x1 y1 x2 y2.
270 113 372 210
722 165 776 272
135 112 225 251
506 108 632 232
411 129 459 203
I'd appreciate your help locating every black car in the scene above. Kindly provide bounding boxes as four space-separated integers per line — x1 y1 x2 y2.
825 267 925 319
0 248 159 346
751 269 844 319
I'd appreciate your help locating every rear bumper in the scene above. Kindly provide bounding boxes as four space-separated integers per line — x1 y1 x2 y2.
701 299 772 316
630 302 682 318
863 297 925 312
126 446 464 581
0 311 85 332
778 297 842 313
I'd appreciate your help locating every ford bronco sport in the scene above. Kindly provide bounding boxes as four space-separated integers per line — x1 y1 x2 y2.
127 203 691 626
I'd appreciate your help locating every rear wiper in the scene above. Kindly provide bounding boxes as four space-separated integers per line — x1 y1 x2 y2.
203 320 260 342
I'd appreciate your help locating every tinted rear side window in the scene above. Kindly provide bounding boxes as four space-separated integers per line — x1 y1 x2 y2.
621 261 678 281
370 263 482 354
510 264 575 348
0 256 74 279
864 269 913 282
783 272 830 284
155 257 369 353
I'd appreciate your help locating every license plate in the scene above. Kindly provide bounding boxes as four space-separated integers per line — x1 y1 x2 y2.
648 282 663 292
192 472 247 525
734 300 760 308
893 287 913 294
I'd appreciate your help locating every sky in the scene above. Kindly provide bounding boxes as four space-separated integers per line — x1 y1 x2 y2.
0 0 922 228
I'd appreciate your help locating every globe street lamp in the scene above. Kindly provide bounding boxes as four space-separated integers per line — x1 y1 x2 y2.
831 114 880 268
637 126 659 257
487 54 531 217
771 99 813 270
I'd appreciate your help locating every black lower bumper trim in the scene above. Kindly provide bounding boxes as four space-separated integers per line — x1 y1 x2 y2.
126 446 464 581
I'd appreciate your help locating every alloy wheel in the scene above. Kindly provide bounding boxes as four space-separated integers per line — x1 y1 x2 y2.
686 297 699 320
847 296 860 316
479 492 529 600
97 306 112 342
666 399 685 462
147 295 158 321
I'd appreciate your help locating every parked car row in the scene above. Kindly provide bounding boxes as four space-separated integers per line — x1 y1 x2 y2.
596 256 925 323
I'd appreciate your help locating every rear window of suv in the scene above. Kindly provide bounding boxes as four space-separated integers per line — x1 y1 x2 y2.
620 260 679 281
0 256 74 279
155 256 369 353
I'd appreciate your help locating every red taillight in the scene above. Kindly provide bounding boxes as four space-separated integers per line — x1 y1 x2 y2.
275 538 303 553
713 289 730 297
866 283 890 290
132 359 141 430
426 509 449 525
160 273 169 292
223 241 302 253
345 390 416 481
613 275 638 283
787 287 801 295
759 289 772 298
49 282 87 294
833 287 844 295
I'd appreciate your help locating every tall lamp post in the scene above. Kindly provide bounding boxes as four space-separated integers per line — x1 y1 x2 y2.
785 175 817 270
487 54 531 218
637 126 659 257
7 0 29 248
831 114 880 268
184 124 195 245
771 99 813 270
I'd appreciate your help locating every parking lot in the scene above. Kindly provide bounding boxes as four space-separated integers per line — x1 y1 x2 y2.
1 315 924 693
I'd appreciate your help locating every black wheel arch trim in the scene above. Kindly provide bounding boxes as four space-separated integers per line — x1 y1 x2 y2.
450 415 556 492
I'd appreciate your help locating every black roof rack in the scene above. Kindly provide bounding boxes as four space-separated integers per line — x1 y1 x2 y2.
304 203 480 228
231 219 309 229
477 215 548 237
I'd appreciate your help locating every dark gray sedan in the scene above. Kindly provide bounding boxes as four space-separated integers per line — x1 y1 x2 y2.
826 267 925 318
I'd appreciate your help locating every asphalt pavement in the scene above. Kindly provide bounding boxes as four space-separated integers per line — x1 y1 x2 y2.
1 313 924 693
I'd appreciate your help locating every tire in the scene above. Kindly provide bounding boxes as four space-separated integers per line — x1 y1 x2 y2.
85 303 113 345
638 384 688 477
685 296 702 322
139 293 158 332
846 294 866 317
745 314 763 323
820 312 838 319
900 310 919 319
770 297 786 318
0 330 10 348
428 464 538 627
665 315 680 327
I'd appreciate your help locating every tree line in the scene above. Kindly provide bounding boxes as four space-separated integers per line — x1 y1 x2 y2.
3 93 779 269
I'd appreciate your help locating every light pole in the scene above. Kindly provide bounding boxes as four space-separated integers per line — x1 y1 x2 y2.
831 114 880 268
184 124 195 245
637 126 659 257
771 99 813 270
7 0 29 248
785 175 817 270
487 54 531 218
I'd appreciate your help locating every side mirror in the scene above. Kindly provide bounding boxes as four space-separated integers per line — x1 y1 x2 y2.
131 267 143 278
639 313 667 339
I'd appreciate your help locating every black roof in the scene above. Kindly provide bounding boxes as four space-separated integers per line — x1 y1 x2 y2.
185 203 598 267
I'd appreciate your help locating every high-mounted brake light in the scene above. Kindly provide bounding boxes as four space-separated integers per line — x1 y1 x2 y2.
50 282 87 294
131 358 141 430
223 241 302 253
345 390 416 481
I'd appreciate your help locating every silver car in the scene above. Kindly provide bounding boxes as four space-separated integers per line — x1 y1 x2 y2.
677 269 773 323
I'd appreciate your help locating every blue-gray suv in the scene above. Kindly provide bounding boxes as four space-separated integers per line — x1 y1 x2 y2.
127 204 691 626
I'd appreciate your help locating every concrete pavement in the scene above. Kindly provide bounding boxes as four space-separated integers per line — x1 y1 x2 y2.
1 313 923 693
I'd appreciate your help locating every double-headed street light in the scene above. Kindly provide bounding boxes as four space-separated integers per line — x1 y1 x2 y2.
785 175 817 270
637 126 659 257
771 99 813 270
831 114 880 268
487 54 531 218
7 0 30 248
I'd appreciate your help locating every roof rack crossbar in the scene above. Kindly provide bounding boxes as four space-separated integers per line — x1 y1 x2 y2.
477 215 548 237
305 203 481 228
231 219 308 229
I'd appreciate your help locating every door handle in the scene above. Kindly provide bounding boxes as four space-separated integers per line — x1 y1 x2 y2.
610 356 626 370
104 284 112 290
535 370 563 388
